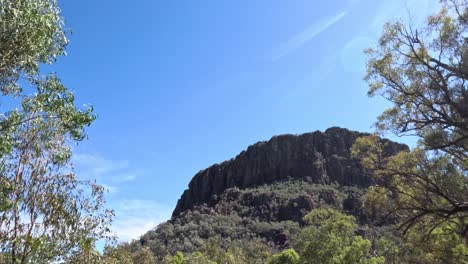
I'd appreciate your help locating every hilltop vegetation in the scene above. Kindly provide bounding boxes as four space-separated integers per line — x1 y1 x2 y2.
136 181 364 256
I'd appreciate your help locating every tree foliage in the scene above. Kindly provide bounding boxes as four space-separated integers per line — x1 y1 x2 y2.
354 0 468 262
265 249 300 264
0 0 112 263
0 0 67 89
365 0 468 160
353 137 468 263
297 208 384 264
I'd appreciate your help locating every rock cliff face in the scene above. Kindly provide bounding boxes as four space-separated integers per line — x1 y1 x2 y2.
173 127 407 217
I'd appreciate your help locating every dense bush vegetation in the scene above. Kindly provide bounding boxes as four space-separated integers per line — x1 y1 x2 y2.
132 181 366 258
87 180 397 263
98 206 390 264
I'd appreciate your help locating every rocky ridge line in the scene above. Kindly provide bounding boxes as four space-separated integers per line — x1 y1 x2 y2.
173 127 407 217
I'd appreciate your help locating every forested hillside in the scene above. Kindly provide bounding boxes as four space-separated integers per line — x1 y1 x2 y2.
127 128 405 259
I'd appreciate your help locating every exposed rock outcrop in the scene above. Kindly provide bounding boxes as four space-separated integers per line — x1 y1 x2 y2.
173 127 407 217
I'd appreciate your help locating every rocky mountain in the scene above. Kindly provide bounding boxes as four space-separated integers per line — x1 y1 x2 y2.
173 127 406 216
131 127 408 258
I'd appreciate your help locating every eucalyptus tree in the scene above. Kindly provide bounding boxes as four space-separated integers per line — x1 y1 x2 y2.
0 0 113 263
265 249 300 264
353 0 468 262
297 208 384 264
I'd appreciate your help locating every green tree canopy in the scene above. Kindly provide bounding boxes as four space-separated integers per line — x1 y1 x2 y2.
266 249 300 264
354 0 468 262
365 0 468 161
0 0 67 90
297 208 384 264
0 0 112 263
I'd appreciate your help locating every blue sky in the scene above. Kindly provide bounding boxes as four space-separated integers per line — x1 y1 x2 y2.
53 0 439 241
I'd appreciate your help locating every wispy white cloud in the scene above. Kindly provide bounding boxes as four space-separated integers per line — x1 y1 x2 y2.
116 173 137 183
101 184 119 194
111 199 173 242
72 153 137 185
72 153 169 242
73 153 129 178
272 10 348 60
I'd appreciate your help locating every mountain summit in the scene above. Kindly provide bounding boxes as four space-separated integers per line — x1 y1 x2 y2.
134 127 407 257
173 127 406 216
